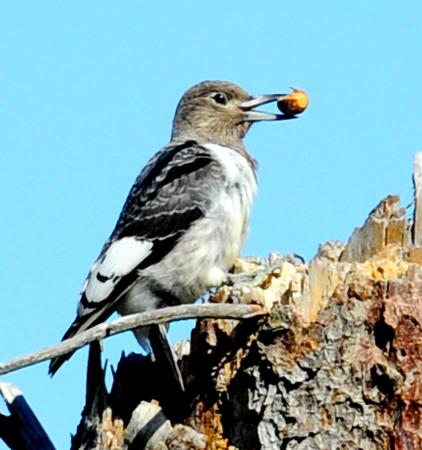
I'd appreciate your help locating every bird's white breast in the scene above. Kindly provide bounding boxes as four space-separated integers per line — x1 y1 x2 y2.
204 143 257 253
125 142 257 312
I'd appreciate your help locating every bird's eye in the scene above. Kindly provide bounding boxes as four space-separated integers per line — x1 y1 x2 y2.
211 92 229 105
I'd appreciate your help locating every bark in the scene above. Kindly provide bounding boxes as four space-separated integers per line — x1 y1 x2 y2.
2 157 422 449
68 192 422 450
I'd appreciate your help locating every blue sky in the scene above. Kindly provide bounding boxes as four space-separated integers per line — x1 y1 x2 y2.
0 2 421 448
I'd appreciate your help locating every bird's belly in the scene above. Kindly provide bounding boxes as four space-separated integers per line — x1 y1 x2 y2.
132 144 257 306
212 188 247 267
139 187 253 302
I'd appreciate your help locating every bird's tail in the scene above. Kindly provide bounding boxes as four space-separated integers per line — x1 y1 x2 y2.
149 324 185 392
48 318 84 376
48 305 114 376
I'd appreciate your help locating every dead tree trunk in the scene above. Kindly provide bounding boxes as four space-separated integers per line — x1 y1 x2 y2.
3 157 422 449
68 193 422 450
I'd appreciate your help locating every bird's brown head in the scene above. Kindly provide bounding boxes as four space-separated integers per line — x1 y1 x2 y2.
171 80 295 150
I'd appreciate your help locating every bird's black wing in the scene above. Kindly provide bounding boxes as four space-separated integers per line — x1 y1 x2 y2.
49 140 223 375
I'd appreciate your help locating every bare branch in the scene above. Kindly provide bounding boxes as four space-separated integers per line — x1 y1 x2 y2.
0 304 265 376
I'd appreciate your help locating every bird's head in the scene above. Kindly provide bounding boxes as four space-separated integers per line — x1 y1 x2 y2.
171 80 295 150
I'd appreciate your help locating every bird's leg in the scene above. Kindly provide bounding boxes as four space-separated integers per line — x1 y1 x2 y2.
148 324 185 394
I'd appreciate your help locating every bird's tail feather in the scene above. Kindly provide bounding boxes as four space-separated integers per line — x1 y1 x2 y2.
48 319 82 376
48 306 114 376
149 324 185 392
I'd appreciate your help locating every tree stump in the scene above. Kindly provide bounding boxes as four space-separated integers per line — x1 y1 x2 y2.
66 192 422 450
3 156 422 449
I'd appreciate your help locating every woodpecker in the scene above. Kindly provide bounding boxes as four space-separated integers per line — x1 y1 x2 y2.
49 80 295 376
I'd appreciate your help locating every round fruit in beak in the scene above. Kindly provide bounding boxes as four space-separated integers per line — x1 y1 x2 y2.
277 88 309 116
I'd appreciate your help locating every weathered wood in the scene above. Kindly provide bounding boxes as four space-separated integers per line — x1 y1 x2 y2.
68 192 422 449
0 382 56 450
126 401 207 450
0 304 265 376
340 194 407 263
126 401 172 449
70 342 108 450
413 152 422 246
4 156 422 449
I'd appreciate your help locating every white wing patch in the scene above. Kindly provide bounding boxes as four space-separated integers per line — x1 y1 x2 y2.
83 237 153 305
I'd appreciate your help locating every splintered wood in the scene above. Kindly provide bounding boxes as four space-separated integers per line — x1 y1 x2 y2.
64 192 422 450
184 194 422 450
3 148 422 450
6 161 422 450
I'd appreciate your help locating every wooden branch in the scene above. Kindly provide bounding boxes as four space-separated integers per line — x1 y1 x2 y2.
0 303 265 376
0 382 56 450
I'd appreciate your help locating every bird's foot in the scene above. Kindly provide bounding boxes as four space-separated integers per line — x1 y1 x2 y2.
203 266 227 289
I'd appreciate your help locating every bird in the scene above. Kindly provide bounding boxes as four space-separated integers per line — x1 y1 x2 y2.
48 80 295 377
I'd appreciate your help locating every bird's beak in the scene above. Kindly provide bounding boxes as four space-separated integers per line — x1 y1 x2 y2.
239 94 295 122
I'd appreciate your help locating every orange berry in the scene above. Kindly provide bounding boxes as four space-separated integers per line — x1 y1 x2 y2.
277 88 309 116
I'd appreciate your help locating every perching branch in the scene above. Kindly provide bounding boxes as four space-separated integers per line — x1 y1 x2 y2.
0 303 265 376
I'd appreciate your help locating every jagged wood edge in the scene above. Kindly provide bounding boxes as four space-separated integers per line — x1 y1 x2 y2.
0 382 56 450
